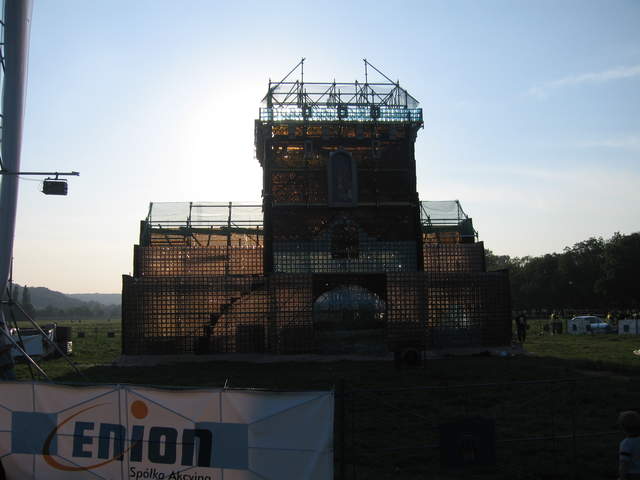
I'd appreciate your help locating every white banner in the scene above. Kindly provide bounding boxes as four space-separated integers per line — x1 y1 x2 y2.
0 382 333 479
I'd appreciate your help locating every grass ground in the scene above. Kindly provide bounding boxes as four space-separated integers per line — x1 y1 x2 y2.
15 318 639 384
527 330 640 372
10 319 640 479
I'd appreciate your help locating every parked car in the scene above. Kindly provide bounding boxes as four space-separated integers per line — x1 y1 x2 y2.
568 315 610 334
588 318 611 333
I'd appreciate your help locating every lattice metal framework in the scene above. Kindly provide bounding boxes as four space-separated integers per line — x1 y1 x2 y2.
422 243 486 273
259 59 423 125
122 271 510 355
256 88 424 274
421 200 478 243
121 62 511 356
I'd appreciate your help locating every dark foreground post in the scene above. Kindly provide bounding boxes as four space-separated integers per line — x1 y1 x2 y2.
336 379 346 479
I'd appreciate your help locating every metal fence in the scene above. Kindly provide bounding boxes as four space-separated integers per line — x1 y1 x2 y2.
334 377 634 479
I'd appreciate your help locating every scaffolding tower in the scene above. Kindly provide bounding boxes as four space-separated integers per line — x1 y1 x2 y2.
122 61 511 356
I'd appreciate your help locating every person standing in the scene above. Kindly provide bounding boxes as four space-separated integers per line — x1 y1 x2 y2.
549 311 557 335
619 410 640 479
516 312 528 343
0 334 16 381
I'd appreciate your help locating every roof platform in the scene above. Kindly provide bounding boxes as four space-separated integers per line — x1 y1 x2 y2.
420 200 478 243
258 59 423 125
139 200 477 246
140 202 264 247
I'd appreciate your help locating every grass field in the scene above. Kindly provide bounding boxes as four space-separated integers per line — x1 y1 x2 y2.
10 319 640 479
14 318 639 384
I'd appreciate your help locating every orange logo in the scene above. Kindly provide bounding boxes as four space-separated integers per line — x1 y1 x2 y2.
42 401 147 471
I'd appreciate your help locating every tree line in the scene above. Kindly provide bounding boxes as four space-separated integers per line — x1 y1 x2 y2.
486 232 639 312
36 303 121 320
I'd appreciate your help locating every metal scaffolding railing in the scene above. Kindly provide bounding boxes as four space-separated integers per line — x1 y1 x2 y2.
259 105 423 123
146 202 263 228
147 200 475 229
259 59 423 125
420 200 468 226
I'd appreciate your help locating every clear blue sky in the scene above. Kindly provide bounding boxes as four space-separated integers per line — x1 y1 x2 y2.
11 0 640 293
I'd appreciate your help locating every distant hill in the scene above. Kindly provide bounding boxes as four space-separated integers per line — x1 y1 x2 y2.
68 293 121 306
10 285 84 310
8 285 121 309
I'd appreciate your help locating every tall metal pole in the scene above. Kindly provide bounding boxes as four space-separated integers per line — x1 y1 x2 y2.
0 0 34 377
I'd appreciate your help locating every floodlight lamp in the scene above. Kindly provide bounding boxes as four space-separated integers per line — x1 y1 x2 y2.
42 177 68 196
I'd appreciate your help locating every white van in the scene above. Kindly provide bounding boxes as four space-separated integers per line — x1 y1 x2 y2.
567 316 610 335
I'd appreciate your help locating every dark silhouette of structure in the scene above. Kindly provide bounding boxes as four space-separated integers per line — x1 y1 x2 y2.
122 61 511 355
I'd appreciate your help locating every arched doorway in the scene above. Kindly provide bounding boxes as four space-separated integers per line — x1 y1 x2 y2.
313 284 386 354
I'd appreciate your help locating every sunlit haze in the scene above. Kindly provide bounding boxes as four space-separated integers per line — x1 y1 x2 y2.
11 0 640 293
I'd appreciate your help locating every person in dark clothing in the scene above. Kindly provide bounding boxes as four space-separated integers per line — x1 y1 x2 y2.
0 313 17 381
0 341 16 381
619 410 640 479
516 312 528 343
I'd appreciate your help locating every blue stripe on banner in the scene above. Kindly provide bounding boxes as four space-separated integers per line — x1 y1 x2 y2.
11 411 58 455
196 422 249 470
248 392 329 426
